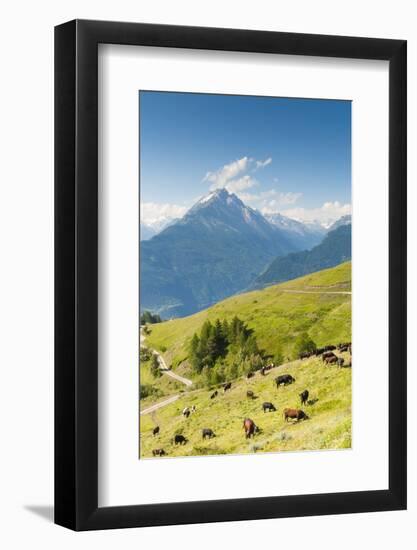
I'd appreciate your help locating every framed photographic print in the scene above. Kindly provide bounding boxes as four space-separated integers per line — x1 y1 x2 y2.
55 20 407 530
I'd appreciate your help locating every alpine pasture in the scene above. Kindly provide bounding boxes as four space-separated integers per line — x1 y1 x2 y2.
140 262 352 458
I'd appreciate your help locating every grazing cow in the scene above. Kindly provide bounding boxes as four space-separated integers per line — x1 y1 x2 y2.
337 342 351 351
260 366 266 376
152 448 166 456
324 355 338 365
337 357 345 367
262 402 276 413
299 351 314 360
246 390 255 399
299 390 309 405
210 390 218 399
152 426 160 436
202 428 215 439
283 408 309 422
173 434 187 445
223 382 232 392
243 418 259 439
322 351 337 361
275 374 295 387
191 405 196 412
182 407 190 418
246 372 255 379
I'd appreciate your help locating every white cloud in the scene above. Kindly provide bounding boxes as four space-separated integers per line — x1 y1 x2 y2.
255 157 272 169
226 175 259 193
141 201 188 227
239 189 303 211
280 201 351 226
203 156 272 191
203 157 250 190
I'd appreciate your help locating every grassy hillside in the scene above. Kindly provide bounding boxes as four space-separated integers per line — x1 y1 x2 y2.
145 262 351 373
140 352 351 458
139 357 185 407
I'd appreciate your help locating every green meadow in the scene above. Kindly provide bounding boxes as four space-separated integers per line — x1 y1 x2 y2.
145 262 351 372
140 352 351 458
139 262 352 458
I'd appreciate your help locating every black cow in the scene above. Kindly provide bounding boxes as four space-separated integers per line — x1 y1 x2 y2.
173 434 187 445
210 390 218 399
275 374 295 387
202 428 215 439
322 351 337 361
246 372 255 379
299 390 309 405
223 382 232 392
152 448 166 456
152 426 160 436
262 402 276 413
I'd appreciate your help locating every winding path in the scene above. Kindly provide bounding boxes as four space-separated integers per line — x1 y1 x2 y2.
140 394 180 415
281 289 351 295
140 326 192 415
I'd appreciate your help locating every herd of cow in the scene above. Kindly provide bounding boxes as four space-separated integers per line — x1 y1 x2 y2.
149 342 351 457
299 342 352 367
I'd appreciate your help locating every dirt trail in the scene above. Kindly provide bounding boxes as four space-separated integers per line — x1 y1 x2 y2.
140 326 193 386
281 289 351 295
140 394 180 415
140 326 193 415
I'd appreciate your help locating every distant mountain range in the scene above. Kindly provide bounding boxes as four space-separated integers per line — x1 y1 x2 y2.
140 188 350 318
140 223 157 241
140 218 178 241
327 214 351 231
250 223 351 290
141 189 314 317
264 212 326 250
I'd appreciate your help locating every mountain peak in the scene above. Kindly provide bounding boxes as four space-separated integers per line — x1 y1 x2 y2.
190 188 245 213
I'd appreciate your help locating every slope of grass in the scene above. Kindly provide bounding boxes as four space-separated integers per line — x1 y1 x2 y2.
139 358 185 408
145 262 351 371
140 353 351 458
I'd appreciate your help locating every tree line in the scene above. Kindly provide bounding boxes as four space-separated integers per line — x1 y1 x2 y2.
188 317 266 385
140 310 162 325
188 316 317 386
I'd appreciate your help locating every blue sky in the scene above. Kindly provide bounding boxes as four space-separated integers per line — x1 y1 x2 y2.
139 91 351 227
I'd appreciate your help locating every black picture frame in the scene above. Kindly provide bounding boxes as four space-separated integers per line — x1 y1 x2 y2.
55 19 407 531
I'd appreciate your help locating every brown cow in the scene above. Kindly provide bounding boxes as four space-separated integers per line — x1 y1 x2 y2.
283 408 309 422
324 355 338 365
246 390 255 399
243 418 259 438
